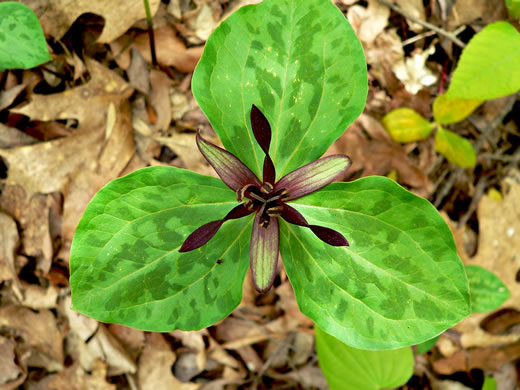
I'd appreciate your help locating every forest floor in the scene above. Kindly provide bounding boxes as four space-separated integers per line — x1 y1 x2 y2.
1 0 519 389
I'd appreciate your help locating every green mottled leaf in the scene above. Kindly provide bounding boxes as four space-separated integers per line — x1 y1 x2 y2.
434 127 476 168
466 265 510 313
70 167 252 331
506 0 520 19
445 21 520 100
0 2 51 70
315 326 413 390
281 177 470 350
416 335 439 354
192 0 367 179
382 108 434 142
433 94 483 125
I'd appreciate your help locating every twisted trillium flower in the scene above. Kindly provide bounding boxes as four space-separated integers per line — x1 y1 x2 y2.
180 105 351 292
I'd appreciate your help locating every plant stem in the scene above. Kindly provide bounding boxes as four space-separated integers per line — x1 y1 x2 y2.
377 0 466 48
143 0 158 66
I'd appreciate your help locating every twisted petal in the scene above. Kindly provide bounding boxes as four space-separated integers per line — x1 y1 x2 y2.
197 132 261 191
280 204 348 246
250 104 272 154
251 105 276 184
250 213 279 293
275 155 351 200
180 204 253 252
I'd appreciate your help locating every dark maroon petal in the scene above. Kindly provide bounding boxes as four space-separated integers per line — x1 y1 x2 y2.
263 154 276 184
224 203 255 220
250 213 279 293
275 155 351 200
280 204 308 226
197 132 261 191
179 220 224 252
281 204 348 247
180 204 254 252
309 225 349 246
250 104 272 154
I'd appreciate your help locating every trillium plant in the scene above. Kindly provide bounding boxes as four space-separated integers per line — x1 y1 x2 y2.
70 0 471 351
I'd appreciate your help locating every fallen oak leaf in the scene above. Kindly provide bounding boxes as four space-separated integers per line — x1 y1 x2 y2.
30 0 161 43
111 26 204 73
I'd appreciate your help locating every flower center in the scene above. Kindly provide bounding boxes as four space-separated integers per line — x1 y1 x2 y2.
237 183 290 228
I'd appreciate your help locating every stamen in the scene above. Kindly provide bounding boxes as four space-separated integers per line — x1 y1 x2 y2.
249 192 267 203
279 189 290 201
244 199 255 211
260 182 274 194
266 206 283 217
266 194 281 202
237 183 257 202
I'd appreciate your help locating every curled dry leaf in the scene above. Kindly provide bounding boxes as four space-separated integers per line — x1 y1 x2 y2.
0 189 53 275
138 333 201 390
448 0 508 29
29 362 115 390
347 0 404 87
0 212 19 284
393 0 426 32
112 26 204 73
0 124 38 149
31 0 160 42
0 336 26 389
0 306 63 371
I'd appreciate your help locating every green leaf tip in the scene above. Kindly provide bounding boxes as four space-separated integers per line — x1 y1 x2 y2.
0 2 51 70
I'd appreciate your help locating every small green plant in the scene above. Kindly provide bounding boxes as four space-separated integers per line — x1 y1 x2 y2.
0 2 51 70
383 21 520 168
317 263 509 389
70 0 470 352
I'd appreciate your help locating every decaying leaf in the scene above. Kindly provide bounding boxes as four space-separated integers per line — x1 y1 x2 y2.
112 26 204 73
138 333 200 390
0 305 64 372
0 213 19 283
0 336 26 389
27 0 160 42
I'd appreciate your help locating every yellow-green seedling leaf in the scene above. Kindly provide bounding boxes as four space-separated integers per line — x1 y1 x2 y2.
0 2 51 70
466 265 510 313
483 376 497 390
434 127 476 168
282 177 470 350
192 0 367 179
506 0 520 19
433 93 483 125
487 188 503 202
382 108 434 143
445 21 520 100
416 335 439 354
315 326 413 390
70 167 252 331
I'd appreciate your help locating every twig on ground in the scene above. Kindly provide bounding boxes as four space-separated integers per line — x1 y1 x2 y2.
143 0 157 66
457 175 487 229
377 0 466 48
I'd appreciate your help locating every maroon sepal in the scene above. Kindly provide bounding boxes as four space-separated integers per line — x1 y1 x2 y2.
263 154 276 184
309 225 349 246
280 204 349 247
180 204 253 252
